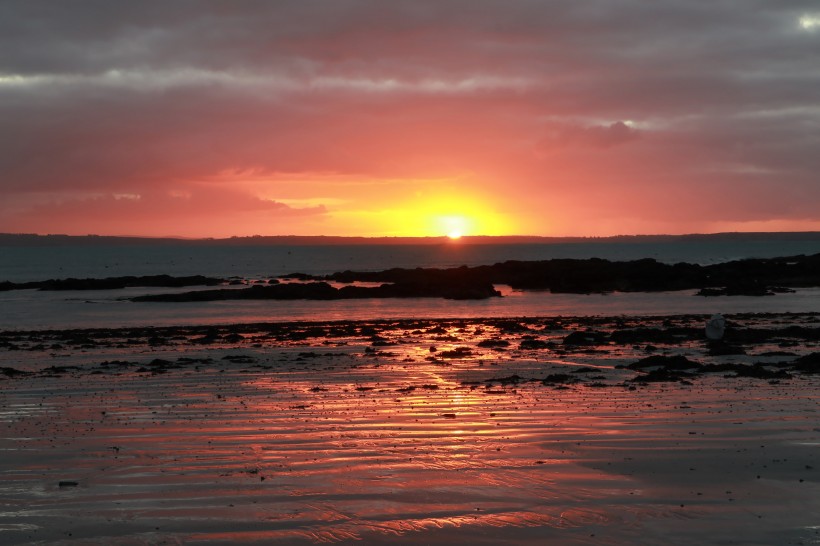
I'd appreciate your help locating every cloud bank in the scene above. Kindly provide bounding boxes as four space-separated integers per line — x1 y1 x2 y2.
1 1 818 236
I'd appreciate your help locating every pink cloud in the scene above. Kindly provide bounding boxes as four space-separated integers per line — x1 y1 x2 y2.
1 2 818 236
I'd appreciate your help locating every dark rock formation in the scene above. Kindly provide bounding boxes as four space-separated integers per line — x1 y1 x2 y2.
791 352 820 374
630 368 697 383
519 337 551 350
563 331 609 346
627 355 702 371
477 338 511 348
6 253 820 300
542 373 577 385
0 275 223 291
132 280 501 302
314 253 820 295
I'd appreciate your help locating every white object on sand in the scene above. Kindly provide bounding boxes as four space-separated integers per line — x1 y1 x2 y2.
705 313 726 340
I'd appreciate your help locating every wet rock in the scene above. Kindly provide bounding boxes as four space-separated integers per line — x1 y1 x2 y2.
0 367 30 377
627 355 702 371
477 338 511 348
632 368 696 383
40 365 80 375
280 272 316 281
485 374 524 385
438 347 473 358
133 278 501 302
792 352 820 374
758 351 797 357
563 331 608 346
222 355 256 364
519 337 550 350
542 373 577 385
323 253 820 294
4 274 224 291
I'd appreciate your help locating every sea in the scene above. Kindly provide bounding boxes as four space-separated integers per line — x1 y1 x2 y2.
2 239 820 330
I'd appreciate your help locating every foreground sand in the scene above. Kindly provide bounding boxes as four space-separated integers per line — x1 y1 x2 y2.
1 314 819 545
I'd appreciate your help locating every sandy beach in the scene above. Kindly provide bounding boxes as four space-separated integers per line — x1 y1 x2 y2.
2 314 819 545
5 1 820 543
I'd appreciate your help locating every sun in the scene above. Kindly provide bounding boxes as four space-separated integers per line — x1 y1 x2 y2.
441 215 469 240
349 184 516 237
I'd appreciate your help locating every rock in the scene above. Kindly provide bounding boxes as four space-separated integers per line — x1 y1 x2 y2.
438 347 473 358
627 355 702 371
631 368 696 383
477 338 511 348
485 374 525 385
563 331 608 346
133 279 501 302
792 352 820 373
519 337 550 350
0 367 31 377
542 373 576 385
705 314 726 340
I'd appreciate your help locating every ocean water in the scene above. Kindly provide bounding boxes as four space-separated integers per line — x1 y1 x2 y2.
2 240 820 330
4 239 820 282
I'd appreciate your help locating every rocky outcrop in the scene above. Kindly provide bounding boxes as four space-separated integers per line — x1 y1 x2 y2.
311 253 820 296
132 280 501 302
0 275 223 291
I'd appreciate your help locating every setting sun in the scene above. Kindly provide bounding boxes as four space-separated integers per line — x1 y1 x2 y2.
439 214 471 239
385 189 512 237
330 185 516 237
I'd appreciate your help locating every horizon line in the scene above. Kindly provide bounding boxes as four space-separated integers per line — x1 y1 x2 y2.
3 230 820 242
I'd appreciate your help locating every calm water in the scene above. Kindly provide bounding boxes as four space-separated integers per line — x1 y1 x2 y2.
4 240 820 282
2 240 820 330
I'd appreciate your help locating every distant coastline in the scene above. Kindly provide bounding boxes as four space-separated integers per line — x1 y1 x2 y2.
2 231 820 247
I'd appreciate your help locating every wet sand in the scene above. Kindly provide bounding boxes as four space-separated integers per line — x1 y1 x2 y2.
1 314 819 545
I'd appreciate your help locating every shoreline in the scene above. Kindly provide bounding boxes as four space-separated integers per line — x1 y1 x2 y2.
2 311 820 545
4 311 820 380
2 312 819 544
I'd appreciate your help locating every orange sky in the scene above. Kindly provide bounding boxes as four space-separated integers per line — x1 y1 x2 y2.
1 3 819 238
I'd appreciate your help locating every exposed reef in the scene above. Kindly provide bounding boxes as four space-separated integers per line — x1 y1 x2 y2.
127 252 820 302
3 313 820 385
312 253 820 295
131 280 502 302
0 274 223 291
4 253 820 301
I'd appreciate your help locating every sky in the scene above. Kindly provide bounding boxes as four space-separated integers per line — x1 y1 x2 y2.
1 1 819 238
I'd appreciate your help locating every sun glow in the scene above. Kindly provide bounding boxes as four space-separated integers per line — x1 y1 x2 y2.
330 184 515 237
405 188 512 237
440 215 470 239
